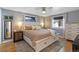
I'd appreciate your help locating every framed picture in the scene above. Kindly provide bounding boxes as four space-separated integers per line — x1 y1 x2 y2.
25 16 36 22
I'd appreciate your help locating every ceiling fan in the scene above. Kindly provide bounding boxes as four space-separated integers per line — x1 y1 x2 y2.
42 7 46 14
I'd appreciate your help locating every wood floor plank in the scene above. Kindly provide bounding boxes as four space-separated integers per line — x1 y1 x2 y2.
64 40 72 52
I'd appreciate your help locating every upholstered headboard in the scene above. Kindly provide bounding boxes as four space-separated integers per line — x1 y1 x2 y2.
24 24 42 30
24 25 32 30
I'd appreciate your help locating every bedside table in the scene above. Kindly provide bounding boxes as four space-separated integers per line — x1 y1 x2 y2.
13 31 23 42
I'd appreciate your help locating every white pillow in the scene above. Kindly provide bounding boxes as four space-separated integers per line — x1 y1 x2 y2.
32 25 36 30
32 25 41 30
35 25 41 30
48 29 56 36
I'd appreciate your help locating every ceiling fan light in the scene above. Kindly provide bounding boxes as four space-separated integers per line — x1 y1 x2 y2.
42 11 46 13
42 7 46 14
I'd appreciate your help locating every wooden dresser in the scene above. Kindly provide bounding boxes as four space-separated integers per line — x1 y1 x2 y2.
13 31 23 42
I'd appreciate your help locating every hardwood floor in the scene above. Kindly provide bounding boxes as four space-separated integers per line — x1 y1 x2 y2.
0 40 72 52
0 42 16 52
64 40 73 52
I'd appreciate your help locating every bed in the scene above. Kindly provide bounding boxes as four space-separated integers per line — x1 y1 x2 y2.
23 25 57 52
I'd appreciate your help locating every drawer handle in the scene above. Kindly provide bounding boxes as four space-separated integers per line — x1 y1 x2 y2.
44 42 47 44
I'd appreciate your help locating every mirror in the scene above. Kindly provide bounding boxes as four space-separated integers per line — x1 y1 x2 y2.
4 21 12 39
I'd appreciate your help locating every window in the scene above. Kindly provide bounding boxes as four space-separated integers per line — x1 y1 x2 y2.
25 16 36 22
52 16 64 28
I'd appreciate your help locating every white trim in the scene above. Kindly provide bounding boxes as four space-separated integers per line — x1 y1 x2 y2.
2 39 13 43
0 8 2 44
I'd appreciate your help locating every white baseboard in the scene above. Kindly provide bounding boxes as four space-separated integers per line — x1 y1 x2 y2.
2 39 13 43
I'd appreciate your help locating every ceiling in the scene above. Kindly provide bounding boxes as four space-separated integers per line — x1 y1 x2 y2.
2 7 79 16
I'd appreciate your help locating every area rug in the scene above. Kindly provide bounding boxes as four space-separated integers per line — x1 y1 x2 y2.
15 40 65 52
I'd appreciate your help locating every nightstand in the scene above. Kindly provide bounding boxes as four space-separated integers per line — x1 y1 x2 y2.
13 31 23 42
73 34 79 52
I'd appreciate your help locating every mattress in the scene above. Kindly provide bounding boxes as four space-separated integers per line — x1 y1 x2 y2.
23 29 52 42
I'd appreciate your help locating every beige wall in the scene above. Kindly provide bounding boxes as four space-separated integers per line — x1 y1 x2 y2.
44 16 51 29
38 16 45 27
38 16 51 29
13 16 52 31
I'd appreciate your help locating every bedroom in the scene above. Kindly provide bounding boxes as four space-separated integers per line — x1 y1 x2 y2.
0 7 79 52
